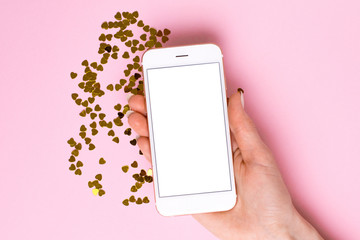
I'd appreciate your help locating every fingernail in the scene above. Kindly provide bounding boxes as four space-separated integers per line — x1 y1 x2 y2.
125 110 134 118
237 88 245 108
126 92 134 102
135 134 140 140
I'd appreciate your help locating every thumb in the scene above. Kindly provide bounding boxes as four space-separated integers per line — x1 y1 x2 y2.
227 89 269 162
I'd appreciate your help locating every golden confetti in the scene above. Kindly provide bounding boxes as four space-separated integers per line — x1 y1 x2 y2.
122 165 129 173
92 188 99 196
99 158 106 164
131 161 138 168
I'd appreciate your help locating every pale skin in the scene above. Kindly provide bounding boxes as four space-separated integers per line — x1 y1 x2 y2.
127 90 324 240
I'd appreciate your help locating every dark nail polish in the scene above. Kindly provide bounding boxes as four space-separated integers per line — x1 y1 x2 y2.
237 88 244 94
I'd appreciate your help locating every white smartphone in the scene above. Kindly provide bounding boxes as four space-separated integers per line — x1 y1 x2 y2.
142 44 236 216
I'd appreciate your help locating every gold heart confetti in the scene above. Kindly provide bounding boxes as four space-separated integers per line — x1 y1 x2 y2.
112 45 119 52
71 93 78 100
124 128 131 135
122 51 130 59
111 53 118 59
135 197 143 204
67 137 76 146
88 97 95 104
89 143 96 150
137 20 144 27
86 107 92 114
97 65 103 71
75 98 82 105
94 104 101 111
130 139 137 145
79 110 86 117
99 158 106 164
122 199 129 206
75 169 82 175
98 189 105 196
133 56 140 62
76 161 83 167
70 72 78 79
79 132 86 139
90 113 97 119
114 117 123 126
92 188 99 196
99 120 107 127
69 164 76 171
120 79 127 85
130 186 137 192
75 143 82 150
114 104 122 111
135 182 142 189
114 12 122 20
71 149 79 156
85 137 91 144
108 130 115 136
69 156 76 162
164 28 171 35
122 165 129 173
112 137 119 143
107 84 114 91
91 129 98 136
129 195 136 202
131 161 138 168
143 197 150 203
81 60 89 66
95 174 102 181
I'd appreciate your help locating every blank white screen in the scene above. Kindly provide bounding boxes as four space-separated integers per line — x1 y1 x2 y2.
147 63 231 197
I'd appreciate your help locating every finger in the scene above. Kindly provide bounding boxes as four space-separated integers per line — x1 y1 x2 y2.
127 112 149 137
128 94 147 116
137 136 151 163
227 89 270 163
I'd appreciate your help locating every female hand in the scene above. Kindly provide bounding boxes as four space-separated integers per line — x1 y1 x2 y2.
127 89 323 240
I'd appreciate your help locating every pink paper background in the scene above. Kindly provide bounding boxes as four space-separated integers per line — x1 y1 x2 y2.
1 0 360 239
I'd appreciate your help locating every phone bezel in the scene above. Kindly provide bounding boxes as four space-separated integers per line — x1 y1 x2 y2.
142 44 236 216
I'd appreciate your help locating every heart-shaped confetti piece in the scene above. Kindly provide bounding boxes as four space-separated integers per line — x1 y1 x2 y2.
122 166 129 173
90 113 97 120
130 139 137 145
69 164 76 171
99 158 106 164
85 137 91 144
89 143 95 150
131 161 138 168
70 72 78 79
71 149 79 157
95 174 102 181
122 199 129 206
92 188 99 196
135 197 143 204
76 161 83 167
91 129 98 136
75 169 82 175
98 189 105 196
79 132 86 139
143 197 150 203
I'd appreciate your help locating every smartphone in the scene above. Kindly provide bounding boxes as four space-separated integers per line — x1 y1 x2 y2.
142 44 236 216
